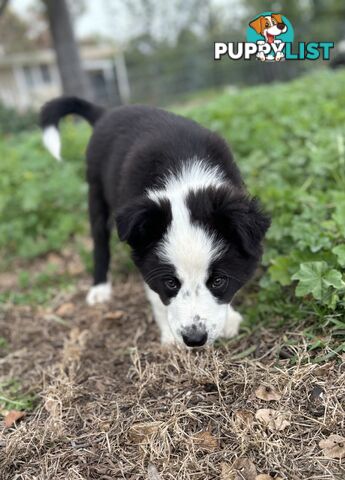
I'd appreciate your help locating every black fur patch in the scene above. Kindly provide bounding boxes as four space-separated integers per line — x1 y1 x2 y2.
115 197 172 252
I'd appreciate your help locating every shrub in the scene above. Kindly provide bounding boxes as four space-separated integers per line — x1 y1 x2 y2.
0 103 37 135
0 121 91 263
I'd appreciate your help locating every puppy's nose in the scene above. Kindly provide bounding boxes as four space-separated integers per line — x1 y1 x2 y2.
182 330 208 347
277 23 285 30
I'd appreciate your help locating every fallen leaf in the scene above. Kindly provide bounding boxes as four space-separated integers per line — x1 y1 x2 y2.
232 458 257 480
129 421 163 443
192 430 219 452
234 409 254 428
220 458 256 480
313 363 333 377
55 302 75 317
4 410 25 428
255 385 281 401
319 434 345 459
104 310 125 321
255 409 290 431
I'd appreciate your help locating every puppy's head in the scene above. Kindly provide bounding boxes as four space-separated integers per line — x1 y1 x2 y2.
116 187 270 347
249 14 287 41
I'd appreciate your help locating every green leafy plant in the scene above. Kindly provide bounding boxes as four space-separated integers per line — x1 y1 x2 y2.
0 380 36 412
292 261 344 307
0 102 37 135
0 121 91 265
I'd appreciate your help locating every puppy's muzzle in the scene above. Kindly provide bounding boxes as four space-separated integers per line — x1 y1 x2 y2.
182 324 208 347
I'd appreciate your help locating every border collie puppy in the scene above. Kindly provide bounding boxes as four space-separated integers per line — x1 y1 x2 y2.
40 97 270 348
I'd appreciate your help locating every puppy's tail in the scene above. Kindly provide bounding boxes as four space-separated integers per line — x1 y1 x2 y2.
40 96 105 161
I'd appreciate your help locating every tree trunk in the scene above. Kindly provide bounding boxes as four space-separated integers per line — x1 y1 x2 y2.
43 0 93 100
0 0 10 16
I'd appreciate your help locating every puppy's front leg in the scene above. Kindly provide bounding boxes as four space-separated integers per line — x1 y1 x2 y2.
144 284 174 344
222 305 242 339
86 183 112 305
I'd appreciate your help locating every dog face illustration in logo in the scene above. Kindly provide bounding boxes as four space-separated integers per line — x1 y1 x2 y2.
249 13 288 62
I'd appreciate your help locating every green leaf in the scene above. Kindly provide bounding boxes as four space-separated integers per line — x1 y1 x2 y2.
292 261 345 302
332 244 345 267
323 269 344 289
332 203 345 236
269 256 294 286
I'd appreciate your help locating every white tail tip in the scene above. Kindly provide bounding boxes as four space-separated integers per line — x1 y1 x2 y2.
42 126 62 161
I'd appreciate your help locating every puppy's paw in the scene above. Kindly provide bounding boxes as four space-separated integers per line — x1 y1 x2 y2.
223 308 243 339
86 282 112 306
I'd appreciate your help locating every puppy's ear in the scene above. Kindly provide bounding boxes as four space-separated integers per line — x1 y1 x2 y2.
115 197 172 251
249 16 265 34
188 187 270 257
220 196 270 257
214 189 270 257
272 13 283 24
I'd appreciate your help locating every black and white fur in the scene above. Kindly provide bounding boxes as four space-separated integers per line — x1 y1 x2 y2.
40 97 270 348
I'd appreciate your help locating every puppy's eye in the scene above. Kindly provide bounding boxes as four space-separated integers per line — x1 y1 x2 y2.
164 277 180 291
210 276 227 289
265 22 269 27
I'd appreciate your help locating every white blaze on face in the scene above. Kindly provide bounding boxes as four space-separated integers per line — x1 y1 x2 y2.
147 160 228 344
162 193 228 343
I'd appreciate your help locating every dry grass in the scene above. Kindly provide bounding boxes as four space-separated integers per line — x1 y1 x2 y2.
0 276 344 480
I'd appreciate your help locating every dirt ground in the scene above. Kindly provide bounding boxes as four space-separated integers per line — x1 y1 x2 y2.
0 271 344 480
